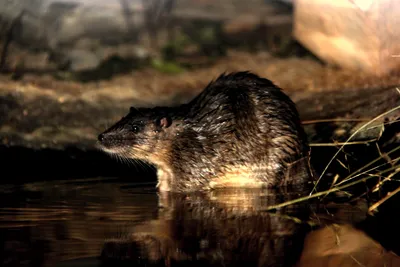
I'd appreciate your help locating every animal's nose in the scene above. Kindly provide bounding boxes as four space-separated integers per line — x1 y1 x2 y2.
98 133 105 142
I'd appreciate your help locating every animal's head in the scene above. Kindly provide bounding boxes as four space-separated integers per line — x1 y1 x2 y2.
97 106 176 161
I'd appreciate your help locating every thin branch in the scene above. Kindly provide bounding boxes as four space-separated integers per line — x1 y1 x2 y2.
301 118 371 125
311 104 400 195
264 164 400 211
368 185 400 214
335 146 400 186
309 139 377 147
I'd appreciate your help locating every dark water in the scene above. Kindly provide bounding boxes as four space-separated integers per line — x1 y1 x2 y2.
2 176 399 267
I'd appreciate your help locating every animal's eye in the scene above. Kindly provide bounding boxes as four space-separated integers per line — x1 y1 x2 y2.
132 126 139 132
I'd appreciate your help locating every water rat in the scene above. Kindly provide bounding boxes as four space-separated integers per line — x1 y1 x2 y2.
97 71 312 192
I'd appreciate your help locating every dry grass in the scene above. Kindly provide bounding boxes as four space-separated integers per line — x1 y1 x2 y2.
265 100 400 213
311 104 400 194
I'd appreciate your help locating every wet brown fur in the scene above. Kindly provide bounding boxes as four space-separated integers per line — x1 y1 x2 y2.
97 71 312 192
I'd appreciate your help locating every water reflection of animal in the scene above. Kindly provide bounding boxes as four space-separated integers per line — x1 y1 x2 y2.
98 72 313 192
100 186 311 267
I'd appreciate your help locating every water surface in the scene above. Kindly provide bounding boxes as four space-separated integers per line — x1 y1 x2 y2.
0 177 399 267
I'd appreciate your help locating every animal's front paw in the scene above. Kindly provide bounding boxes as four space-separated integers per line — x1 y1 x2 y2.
156 168 173 192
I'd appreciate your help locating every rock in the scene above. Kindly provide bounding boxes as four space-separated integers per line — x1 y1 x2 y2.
293 0 400 76
0 0 296 74
0 0 165 72
298 224 400 267
60 49 101 72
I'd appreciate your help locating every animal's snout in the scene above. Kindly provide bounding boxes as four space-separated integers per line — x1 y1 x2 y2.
97 131 125 149
97 132 116 149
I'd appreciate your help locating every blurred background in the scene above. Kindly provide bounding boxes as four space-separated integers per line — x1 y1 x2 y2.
1 0 400 266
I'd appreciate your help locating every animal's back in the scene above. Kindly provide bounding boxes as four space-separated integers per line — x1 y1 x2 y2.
170 72 311 191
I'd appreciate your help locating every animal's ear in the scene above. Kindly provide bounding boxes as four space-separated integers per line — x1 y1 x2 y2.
130 106 138 113
156 116 172 129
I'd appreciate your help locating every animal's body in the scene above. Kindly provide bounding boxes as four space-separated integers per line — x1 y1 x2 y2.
98 71 311 192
